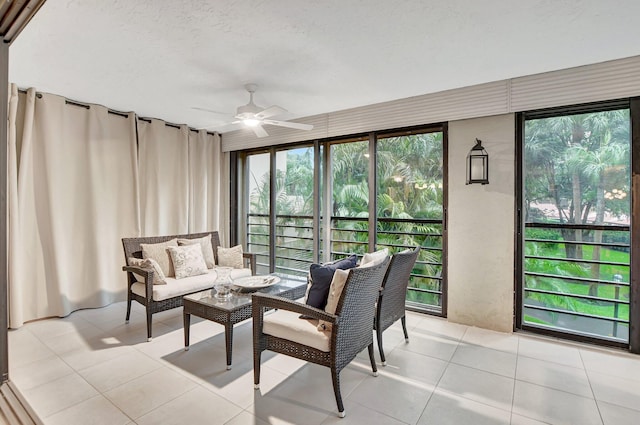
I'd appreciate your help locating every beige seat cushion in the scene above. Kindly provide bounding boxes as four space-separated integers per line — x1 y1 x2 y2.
263 309 331 352
132 267 251 301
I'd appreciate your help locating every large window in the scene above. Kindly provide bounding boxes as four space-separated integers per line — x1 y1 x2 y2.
237 125 447 314
376 131 444 311
329 139 370 259
519 103 631 344
274 147 315 276
245 152 271 274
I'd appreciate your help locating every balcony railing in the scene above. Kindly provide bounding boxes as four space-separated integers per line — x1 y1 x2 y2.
523 222 630 343
247 213 444 313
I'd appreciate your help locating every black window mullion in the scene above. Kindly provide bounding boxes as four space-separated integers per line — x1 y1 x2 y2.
269 148 276 273
368 133 376 252
630 97 640 354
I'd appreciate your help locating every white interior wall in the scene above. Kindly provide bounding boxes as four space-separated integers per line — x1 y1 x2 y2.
447 114 515 332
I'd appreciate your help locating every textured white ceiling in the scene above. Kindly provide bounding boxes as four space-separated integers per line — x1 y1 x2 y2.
9 0 640 133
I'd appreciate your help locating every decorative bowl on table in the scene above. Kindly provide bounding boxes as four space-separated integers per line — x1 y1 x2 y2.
233 275 280 292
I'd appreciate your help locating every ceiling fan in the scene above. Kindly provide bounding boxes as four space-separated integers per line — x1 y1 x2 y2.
197 83 313 138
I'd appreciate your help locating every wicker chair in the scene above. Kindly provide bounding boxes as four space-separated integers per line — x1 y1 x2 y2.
375 247 420 365
252 257 391 418
122 231 256 341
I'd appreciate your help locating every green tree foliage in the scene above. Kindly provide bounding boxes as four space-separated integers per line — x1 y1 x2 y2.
524 109 630 329
246 132 446 308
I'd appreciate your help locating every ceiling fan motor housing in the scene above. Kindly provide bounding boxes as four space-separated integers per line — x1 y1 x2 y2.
236 102 262 119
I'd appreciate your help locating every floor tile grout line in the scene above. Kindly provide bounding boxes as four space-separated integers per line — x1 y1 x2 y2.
431 386 513 415
53 328 140 424
414 329 463 424
44 393 136 424
516 352 586 371
510 335 520 424
24 366 119 421
102 365 199 421
581 348 606 425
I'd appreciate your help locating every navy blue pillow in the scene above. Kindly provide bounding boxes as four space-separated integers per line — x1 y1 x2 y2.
306 255 357 310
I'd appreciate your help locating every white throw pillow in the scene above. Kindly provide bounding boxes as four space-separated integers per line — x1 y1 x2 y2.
361 247 389 268
128 257 167 285
218 245 244 269
317 268 350 332
178 235 215 269
141 238 178 277
166 244 208 279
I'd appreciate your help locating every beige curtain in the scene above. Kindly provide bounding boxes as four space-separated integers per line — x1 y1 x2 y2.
8 90 140 327
137 119 189 235
7 84 20 326
220 151 231 246
188 130 223 234
7 89 227 326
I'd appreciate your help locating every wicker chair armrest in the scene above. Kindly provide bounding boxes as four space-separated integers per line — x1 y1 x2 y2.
122 265 154 281
243 252 257 275
122 265 154 300
252 293 337 323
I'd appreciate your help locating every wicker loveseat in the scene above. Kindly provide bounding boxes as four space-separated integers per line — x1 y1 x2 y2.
122 230 256 341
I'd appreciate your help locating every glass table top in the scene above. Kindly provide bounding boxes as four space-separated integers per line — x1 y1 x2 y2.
183 274 307 311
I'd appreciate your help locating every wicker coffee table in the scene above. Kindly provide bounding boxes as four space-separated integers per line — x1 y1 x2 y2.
183 274 307 370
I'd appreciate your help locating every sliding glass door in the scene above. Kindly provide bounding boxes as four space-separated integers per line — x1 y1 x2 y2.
237 125 447 315
274 147 316 276
519 103 631 344
245 152 271 274
376 130 445 312
328 138 370 260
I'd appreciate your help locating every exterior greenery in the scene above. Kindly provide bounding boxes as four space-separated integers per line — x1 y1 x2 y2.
243 129 445 311
523 108 630 341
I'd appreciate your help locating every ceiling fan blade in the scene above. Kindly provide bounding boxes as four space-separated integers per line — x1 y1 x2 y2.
191 106 229 115
263 119 314 131
251 125 269 138
255 105 287 119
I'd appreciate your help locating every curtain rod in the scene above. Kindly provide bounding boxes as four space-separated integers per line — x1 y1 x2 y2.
17 88 129 117
16 88 217 134
17 88 42 98
138 117 217 134
138 117 181 129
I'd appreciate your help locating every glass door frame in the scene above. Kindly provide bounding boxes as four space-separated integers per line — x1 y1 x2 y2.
232 123 449 316
515 98 640 353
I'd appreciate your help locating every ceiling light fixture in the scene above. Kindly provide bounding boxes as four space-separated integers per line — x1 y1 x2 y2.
243 118 260 127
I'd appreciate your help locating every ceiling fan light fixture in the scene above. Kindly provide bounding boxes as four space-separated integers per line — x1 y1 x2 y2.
243 118 260 127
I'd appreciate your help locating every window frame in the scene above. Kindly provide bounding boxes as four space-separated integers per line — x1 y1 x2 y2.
232 123 449 316
515 98 640 352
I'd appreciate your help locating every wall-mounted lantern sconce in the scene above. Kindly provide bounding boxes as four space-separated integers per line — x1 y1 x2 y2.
466 138 489 185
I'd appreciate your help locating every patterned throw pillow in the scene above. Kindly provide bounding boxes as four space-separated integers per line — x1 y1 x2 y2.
178 235 215 269
217 245 244 269
127 257 167 285
166 244 208 279
141 238 178 277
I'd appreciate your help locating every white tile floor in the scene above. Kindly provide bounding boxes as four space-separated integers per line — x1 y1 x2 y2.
7 301 640 425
